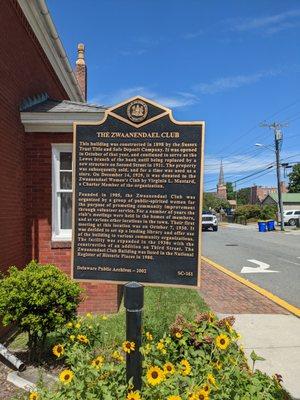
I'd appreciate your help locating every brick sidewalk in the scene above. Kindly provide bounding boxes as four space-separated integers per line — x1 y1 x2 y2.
200 261 290 314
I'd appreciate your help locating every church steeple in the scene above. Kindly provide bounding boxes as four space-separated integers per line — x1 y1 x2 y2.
218 160 225 186
217 160 227 199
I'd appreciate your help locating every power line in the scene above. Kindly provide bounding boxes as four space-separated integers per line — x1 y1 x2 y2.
212 99 300 158
204 153 300 189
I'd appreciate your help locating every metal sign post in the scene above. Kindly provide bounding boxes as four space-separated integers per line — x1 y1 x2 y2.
124 282 144 390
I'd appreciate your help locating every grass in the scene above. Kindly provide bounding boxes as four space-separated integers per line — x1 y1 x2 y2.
9 287 208 351
101 286 208 346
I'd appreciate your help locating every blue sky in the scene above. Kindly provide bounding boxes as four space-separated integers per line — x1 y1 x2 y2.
48 0 300 191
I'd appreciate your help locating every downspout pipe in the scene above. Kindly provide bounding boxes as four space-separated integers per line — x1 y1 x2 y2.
36 0 84 102
0 343 26 372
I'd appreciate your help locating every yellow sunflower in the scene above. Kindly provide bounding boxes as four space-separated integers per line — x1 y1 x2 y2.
168 396 182 400
146 366 165 386
145 331 153 341
29 392 39 400
180 359 191 376
126 390 141 400
69 335 75 341
207 373 217 387
59 369 74 384
175 332 183 339
197 389 209 400
86 312 93 318
112 350 124 361
201 383 210 394
163 362 175 375
75 322 81 329
215 334 230 350
144 343 151 354
52 344 64 358
66 322 73 329
91 355 104 369
157 342 164 351
77 334 89 344
102 315 108 320
122 341 135 353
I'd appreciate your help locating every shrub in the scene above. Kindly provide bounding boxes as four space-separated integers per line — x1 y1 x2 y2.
234 205 261 221
234 204 277 222
260 205 277 220
20 313 289 399
0 261 82 358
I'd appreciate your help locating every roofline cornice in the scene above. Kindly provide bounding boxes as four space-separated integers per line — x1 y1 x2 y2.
17 0 84 102
20 111 105 132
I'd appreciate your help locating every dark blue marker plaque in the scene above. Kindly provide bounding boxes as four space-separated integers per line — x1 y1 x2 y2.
72 97 205 287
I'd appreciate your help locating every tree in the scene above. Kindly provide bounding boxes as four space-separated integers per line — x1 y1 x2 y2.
236 188 251 205
203 193 230 211
226 182 235 200
288 163 300 193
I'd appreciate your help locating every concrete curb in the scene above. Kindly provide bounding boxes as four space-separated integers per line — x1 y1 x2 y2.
202 256 300 317
7 371 36 391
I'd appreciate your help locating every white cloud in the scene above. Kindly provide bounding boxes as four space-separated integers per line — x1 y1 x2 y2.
90 87 198 108
183 30 204 39
204 154 274 176
204 150 299 180
119 49 147 56
194 68 282 95
231 9 300 35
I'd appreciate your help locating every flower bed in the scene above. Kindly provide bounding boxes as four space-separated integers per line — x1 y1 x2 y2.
17 312 288 400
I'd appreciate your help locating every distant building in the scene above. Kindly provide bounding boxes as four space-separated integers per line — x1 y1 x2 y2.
216 161 227 199
261 193 300 210
250 182 287 204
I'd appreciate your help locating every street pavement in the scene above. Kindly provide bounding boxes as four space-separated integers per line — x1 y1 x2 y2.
202 223 300 308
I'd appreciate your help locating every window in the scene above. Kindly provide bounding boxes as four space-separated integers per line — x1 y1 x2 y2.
295 211 300 215
52 144 72 240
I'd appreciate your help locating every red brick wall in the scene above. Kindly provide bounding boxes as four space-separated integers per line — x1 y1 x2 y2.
0 1 68 271
26 133 122 314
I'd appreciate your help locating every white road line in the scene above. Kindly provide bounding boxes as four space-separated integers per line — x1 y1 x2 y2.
241 259 279 274
278 257 300 266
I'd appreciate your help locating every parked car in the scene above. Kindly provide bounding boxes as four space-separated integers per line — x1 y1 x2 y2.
283 210 300 226
202 211 218 231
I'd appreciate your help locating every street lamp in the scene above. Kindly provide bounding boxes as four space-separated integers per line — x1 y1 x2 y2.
254 139 285 231
255 143 274 151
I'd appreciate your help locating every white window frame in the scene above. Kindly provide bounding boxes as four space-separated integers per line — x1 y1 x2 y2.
52 144 73 241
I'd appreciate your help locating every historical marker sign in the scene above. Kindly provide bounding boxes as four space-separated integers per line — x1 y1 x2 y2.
72 97 205 287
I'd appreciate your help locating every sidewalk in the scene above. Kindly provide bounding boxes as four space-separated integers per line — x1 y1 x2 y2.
200 260 300 399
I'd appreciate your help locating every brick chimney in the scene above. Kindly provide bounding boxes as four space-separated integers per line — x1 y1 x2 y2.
280 181 287 193
76 43 87 101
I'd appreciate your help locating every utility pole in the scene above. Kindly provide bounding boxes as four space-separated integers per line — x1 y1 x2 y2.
260 122 287 231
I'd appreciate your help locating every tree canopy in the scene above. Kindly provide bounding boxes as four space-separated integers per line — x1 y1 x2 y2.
203 193 230 211
226 182 235 200
288 163 300 193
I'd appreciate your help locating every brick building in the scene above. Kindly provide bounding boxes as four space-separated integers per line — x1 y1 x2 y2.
0 0 122 314
250 182 287 204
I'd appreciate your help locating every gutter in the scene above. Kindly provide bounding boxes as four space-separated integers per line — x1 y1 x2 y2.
17 0 84 102
36 0 84 102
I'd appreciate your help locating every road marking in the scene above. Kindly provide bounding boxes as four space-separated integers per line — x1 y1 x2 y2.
278 257 300 266
202 256 300 317
241 259 279 274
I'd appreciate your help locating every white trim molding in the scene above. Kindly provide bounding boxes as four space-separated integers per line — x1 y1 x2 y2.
21 111 105 132
17 0 84 102
52 144 73 241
